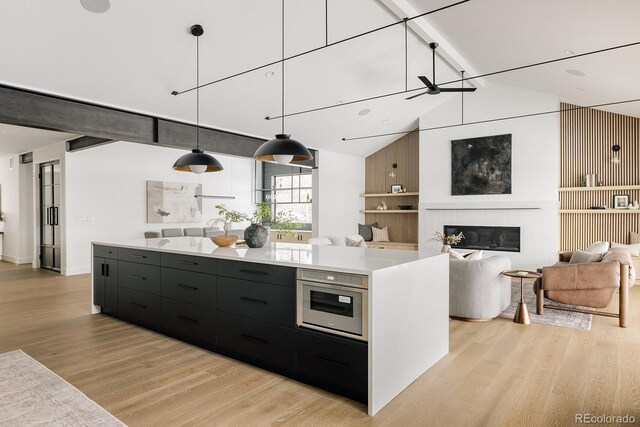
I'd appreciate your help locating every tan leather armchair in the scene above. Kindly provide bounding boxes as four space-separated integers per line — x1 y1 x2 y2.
536 248 633 327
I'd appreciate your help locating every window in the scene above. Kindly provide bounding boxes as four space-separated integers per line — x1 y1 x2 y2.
256 162 313 230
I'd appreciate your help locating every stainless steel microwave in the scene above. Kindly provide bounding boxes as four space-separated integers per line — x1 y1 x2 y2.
296 269 368 342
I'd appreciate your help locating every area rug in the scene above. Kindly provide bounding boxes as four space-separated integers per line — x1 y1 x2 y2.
499 282 593 330
0 349 125 426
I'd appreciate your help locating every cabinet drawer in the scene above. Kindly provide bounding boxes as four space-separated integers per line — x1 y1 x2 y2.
296 330 368 400
94 245 117 259
218 312 295 371
118 261 161 295
161 253 217 274
118 287 161 327
161 268 217 308
118 248 161 265
161 298 215 344
217 278 294 327
217 259 295 287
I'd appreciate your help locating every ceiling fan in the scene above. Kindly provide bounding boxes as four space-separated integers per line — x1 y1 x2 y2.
407 42 477 99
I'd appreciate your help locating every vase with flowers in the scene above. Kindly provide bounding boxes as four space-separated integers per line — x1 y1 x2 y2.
431 231 465 252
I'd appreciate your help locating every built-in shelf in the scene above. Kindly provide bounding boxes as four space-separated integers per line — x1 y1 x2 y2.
360 210 418 214
558 185 640 192
560 209 640 214
424 207 541 211
360 192 419 198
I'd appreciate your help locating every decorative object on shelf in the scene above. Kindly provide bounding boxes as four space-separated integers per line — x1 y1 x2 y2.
390 184 403 194
244 203 271 248
147 181 202 223
584 173 600 187
451 134 512 195
376 201 387 210
590 206 607 210
0 211 4 222
611 144 621 165
613 194 630 209
173 25 223 174
431 231 465 252
397 205 413 210
630 201 639 210
254 1 312 165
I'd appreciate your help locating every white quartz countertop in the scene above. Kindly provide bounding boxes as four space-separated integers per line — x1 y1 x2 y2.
93 237 445 274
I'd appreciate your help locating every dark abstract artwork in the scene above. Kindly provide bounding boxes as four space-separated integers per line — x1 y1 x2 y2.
451 134 512 195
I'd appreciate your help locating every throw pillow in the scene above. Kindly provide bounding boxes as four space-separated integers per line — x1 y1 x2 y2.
358 222 378 242
448 249 464 260
611 242 640 257
346 236 366 247
631 232 640 244
569 250 602 264
464 250 483 260
584 241 609 255
371 226 390 242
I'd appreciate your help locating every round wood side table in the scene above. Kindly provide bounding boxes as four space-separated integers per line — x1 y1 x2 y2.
501 270 543 325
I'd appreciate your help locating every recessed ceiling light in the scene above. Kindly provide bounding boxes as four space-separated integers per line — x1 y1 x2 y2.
80 0 110 13
265 71 275 77
383 119 389 123
566 69 586 77
564 50 575 55
358 108 371 116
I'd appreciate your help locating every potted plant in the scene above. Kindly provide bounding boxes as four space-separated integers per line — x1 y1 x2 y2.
244 202 271 248
431 231 464 253
208 204 245 247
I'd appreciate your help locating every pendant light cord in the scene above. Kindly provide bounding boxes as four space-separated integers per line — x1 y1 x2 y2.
281 0 285 134
196 34 200 150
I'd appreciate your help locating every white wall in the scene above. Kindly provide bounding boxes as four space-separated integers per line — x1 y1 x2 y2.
313 150 365 245
419 83 560 269
18 161 34 262
64 141 255 275
0 156 20 262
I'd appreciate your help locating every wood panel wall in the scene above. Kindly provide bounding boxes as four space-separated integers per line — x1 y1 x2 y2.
364 130 419 243
560 102 640 250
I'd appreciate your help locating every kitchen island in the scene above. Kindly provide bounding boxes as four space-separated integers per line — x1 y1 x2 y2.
91 237 448 416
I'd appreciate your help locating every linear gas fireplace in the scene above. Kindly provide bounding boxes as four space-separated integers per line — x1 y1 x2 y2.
444 225 521 253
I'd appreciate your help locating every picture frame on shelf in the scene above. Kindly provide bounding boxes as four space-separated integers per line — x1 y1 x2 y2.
613 194 630 209
391 184 403 194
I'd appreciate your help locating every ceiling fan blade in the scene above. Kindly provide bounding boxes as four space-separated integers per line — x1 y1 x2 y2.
418 76 435 89
406 91 429 100
438 87 477 93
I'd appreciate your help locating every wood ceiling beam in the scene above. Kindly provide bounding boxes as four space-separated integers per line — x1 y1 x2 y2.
379 0 485 88
0 84 316 168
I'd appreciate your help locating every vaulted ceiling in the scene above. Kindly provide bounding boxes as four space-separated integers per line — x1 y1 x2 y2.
0 0 638 158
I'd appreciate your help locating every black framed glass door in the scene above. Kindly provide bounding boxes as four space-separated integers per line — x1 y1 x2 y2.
40 161 61 272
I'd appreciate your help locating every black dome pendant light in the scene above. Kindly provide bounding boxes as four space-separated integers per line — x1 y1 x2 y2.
173 24 223 174
254 0 312 165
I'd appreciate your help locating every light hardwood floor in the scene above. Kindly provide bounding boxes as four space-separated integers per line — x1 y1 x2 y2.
0 262 639 426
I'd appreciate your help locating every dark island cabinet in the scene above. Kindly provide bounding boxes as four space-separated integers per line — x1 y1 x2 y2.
217 277 295 328
92 244 368 403
93 246 118 315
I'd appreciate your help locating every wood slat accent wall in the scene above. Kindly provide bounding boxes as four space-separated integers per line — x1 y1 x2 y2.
560 102 640 250
364 130 419 244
